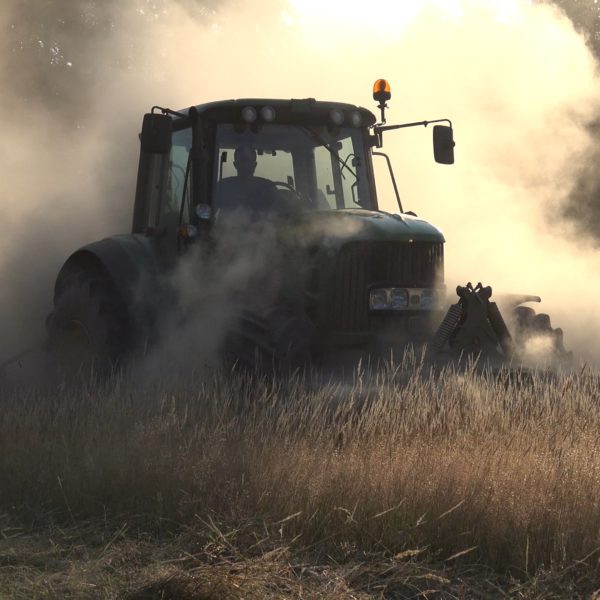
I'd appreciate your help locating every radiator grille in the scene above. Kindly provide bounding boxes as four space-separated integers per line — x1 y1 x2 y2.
329 241 444 331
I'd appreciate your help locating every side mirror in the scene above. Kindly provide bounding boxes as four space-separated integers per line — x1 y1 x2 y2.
140 113 172 154
433 125 455 165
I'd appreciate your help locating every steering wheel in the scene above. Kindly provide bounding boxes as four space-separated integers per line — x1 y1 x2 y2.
273 181 313 211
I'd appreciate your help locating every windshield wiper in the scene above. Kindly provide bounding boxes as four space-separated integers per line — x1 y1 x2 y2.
300 126 357 181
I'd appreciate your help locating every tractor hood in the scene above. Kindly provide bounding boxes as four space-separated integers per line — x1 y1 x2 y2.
287 208 445 249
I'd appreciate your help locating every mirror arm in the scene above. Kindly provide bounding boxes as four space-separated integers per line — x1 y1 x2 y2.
374 118 452 138
377 118 453 131
151 105 186 118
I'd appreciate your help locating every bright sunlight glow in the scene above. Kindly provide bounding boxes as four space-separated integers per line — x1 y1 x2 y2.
286 0 528 34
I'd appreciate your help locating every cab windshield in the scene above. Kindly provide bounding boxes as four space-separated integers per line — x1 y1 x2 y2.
212 123 373 214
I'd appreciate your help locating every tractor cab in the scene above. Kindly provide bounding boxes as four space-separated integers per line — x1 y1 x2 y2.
133 98 384 244
133 83 454 251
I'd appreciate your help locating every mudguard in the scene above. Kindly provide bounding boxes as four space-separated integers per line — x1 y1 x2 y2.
54 234 163 314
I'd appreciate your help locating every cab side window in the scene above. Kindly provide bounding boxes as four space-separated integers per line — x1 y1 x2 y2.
163 128 192 228
314 145 336 209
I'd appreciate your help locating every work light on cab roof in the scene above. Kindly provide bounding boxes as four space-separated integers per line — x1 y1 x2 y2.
241 106 257 123
260 106 276 122
241 105 277 123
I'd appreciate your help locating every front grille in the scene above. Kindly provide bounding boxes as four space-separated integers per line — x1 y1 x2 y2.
329 241 444 331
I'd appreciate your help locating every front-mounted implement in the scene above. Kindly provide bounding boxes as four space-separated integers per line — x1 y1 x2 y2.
430 283 571 366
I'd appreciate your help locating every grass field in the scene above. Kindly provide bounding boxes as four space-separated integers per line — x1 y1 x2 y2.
1 355 599 598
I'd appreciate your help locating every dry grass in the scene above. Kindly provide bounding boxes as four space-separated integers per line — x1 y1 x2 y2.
1 354 600 597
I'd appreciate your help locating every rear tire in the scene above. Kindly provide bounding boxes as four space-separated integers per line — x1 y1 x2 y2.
265 305 315 371
223 305 315 375
46 271 130 380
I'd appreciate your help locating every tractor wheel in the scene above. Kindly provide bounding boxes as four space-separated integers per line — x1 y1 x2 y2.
223 305 315 375
46 271 130 379
265 305 315 371
222 311 275 373
513 306 571 365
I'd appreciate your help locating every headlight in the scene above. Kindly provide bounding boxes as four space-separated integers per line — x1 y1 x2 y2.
369 287 443 311
369 288 389 311
390 288 408 309
420 289 437 309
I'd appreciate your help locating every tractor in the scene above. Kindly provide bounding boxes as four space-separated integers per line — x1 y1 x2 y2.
44 80 569 375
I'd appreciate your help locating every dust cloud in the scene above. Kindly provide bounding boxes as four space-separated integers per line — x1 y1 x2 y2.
1 0 600 367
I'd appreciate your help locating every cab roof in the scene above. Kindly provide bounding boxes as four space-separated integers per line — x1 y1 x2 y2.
170 98 377 128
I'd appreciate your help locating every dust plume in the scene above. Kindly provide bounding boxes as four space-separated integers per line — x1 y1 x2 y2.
0 1 222 360
1 0 600 368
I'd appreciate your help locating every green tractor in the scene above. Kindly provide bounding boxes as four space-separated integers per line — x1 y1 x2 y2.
45 80 569 375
